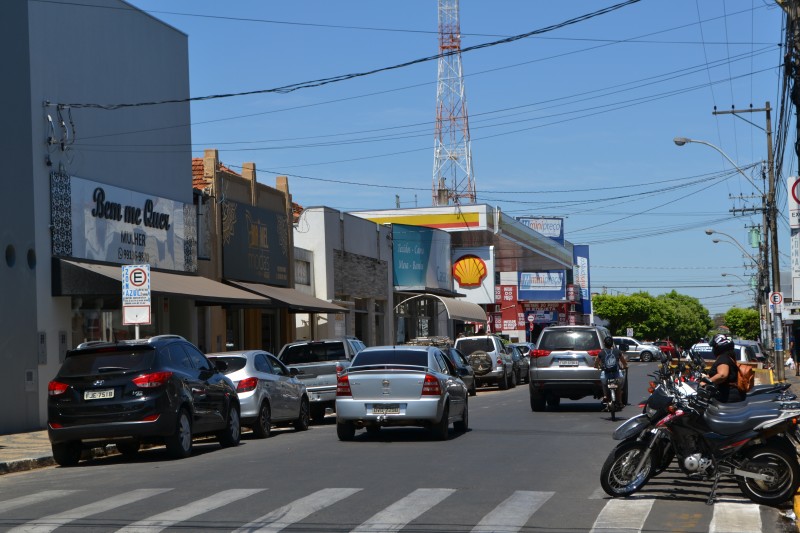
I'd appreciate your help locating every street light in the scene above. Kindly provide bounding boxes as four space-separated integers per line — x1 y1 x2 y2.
674 137 764 194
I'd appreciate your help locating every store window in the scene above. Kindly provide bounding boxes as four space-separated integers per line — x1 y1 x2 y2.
70 296 155 348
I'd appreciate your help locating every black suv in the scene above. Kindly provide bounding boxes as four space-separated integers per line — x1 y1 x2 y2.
47 335 241 466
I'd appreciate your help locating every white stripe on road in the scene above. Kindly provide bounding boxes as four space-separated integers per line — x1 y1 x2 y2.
471 491 554 533
116 488 265 533
708 501 762 533
0 491 79 514
351 488 455 533
234 488 362 533
590 498 654 533
8 488 171 533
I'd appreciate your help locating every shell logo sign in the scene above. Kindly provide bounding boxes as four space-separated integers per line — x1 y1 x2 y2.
453 255 488 287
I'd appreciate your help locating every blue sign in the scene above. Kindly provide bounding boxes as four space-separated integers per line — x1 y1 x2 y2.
573 245 591 314
392 225 452 290
518 271 566 301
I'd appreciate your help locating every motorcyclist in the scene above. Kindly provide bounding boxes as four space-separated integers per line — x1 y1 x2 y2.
702 333 745 403
594 336 628 408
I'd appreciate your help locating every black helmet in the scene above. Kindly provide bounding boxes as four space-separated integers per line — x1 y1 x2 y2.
710 333 733 356
603 336 614 348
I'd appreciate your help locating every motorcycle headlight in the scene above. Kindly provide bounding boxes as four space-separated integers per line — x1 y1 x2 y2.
646 404 658 419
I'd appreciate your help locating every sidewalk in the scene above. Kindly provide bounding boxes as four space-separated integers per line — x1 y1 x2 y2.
3 369 800 477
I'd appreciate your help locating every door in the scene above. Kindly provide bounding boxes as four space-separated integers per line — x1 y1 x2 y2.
183 343 229 431
266 353 300 420
253 352 284 420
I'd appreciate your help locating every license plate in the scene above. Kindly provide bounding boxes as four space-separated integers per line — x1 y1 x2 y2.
371 403 400 415
558 360 579 367
608 384 618 389
84 389 114 400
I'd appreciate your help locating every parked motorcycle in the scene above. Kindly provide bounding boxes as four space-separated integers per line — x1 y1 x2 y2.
600 352 800 506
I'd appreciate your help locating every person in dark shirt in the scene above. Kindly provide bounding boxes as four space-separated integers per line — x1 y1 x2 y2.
703 333 745 403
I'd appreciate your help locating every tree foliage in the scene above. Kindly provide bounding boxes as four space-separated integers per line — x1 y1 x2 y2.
723 307 760 340
592 290 713 349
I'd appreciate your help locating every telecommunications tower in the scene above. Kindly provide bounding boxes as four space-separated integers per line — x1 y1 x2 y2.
432 0 476 206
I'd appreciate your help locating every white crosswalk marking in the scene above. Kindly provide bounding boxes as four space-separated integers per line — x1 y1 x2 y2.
7 488 171 533
234 488 362 533
590 498 655 533
0 491 79 514
116 488 265 533
351 488 455 533
471 491 554 533
708 501 762 533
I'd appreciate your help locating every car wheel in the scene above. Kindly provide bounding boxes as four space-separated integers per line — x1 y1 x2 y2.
431 404 450 441
218 405 241 448
530 390 546 412
498 371 509 390
336 420 356 441
294 398 310 432
546 394 561 410
454 400 469 433
641 351 653 362
115 440 140 457
469 380 477 397
310 404 327 424
252 402 272 439
52 441 82 467
509 370 518 388
166 409 193 459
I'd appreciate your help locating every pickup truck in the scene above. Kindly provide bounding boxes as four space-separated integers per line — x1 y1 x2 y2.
277 337 366 423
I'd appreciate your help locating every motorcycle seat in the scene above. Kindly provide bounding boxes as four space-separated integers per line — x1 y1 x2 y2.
703 409 783 435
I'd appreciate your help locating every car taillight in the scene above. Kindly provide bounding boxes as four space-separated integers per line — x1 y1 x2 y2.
132 371 173 388
236 377 258 393
496 356 503 367
48 381 68 396
421 374 442 396
531 350 551 358
336 363 345 376
587 349 601 357
336 374 352 397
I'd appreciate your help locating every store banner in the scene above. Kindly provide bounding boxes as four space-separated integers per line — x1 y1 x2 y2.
518 271 566 301
515 216 565 245
573 245 591 314
392 224 452 291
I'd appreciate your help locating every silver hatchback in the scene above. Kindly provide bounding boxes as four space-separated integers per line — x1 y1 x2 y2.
207 350 310 438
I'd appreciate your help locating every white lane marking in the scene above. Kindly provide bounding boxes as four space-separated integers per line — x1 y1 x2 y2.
0 491 79 514
351 488 455 533
234 488 362 533
590 498 655 533
8 488 171 533
471 491 554 533
117 488 264 533
708 501 762 533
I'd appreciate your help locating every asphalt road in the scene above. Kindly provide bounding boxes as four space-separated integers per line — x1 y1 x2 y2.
0 362 794 532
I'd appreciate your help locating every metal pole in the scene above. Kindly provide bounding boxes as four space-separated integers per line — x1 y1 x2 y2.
765 102 784 380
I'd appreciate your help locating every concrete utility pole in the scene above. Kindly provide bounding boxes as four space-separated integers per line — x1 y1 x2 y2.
714 103 782 379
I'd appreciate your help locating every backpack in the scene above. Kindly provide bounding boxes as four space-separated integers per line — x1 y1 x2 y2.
730 355 754 393
601 349 618 372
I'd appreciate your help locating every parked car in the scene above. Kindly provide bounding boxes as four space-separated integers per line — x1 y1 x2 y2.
47 335 241 466
735 339 768 365
206 350 310 438
508 343 530 384
613 336 662 362
335 345 469 441
277 337 366 423
529 325 614 411
453 335 516 389
689 341 759 365
509 342 536 355
653 340 680 359
442 346 477 396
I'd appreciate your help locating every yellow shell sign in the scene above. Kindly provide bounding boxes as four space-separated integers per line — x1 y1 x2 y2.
453 255 488 287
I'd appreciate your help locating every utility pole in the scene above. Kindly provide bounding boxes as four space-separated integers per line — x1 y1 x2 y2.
714 103 783 379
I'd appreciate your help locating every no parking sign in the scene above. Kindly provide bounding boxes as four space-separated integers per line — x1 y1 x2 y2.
789 176 800 229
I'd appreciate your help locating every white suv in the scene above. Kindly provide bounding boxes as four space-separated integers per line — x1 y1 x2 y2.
613 337 661 362
454 335 516 390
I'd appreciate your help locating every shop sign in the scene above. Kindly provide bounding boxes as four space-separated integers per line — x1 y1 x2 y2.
453 246 495 305
392 225 452 291
516 216 564 244
221 200 289 286
518 270 566 301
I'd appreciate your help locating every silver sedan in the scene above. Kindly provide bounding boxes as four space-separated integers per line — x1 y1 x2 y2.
207 350 310 438
335 345 468 441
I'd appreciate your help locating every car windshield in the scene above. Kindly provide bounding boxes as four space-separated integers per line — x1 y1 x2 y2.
351 350 428 368
538 330 600 351
280 342 346 364
208 356 247 374
59 348 156 377
456 338 494 354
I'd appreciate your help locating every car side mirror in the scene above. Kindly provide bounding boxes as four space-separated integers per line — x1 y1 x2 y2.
290 367 299 376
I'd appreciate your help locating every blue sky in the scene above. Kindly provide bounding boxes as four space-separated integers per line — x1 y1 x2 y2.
124 0 789 316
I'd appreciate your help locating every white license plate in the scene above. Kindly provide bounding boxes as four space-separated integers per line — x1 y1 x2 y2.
558 360 579 367
371 403 400 415
84 389 114 400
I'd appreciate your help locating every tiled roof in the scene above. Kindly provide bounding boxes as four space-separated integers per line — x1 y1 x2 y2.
192 158 242 191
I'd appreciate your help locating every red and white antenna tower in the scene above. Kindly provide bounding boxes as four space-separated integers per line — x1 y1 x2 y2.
432 0 476 206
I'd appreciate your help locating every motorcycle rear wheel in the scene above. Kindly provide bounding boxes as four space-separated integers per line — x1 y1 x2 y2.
737 445 800 506
600 440 654 497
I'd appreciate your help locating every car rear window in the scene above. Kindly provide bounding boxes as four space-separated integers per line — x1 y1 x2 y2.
455 338 494 354
209 356 247 374
280 342 346 364
351 350 428 368
59 348 156 377
538 330 600 351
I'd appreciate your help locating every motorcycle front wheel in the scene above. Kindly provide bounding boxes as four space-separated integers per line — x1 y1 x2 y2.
737 445 800 506
600 440 654 497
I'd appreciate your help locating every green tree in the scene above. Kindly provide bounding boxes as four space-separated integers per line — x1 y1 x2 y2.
723 307 760 340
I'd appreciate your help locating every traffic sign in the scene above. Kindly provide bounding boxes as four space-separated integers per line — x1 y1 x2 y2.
122 264 151 325
770 292 784 305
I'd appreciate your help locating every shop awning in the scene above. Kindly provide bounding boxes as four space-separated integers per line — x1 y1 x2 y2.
226 280 348 314
396 294 486 323
53 259 266 305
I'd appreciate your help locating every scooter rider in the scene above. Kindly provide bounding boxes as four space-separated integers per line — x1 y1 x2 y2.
702 333 745 403
594 336 628 407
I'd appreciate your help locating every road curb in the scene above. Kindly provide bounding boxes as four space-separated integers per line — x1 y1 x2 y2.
0 457 56 475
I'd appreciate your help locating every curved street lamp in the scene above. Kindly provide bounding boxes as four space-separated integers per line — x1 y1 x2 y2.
673 137 764 194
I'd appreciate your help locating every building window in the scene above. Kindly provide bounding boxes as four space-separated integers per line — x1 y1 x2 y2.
295 259 311 286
